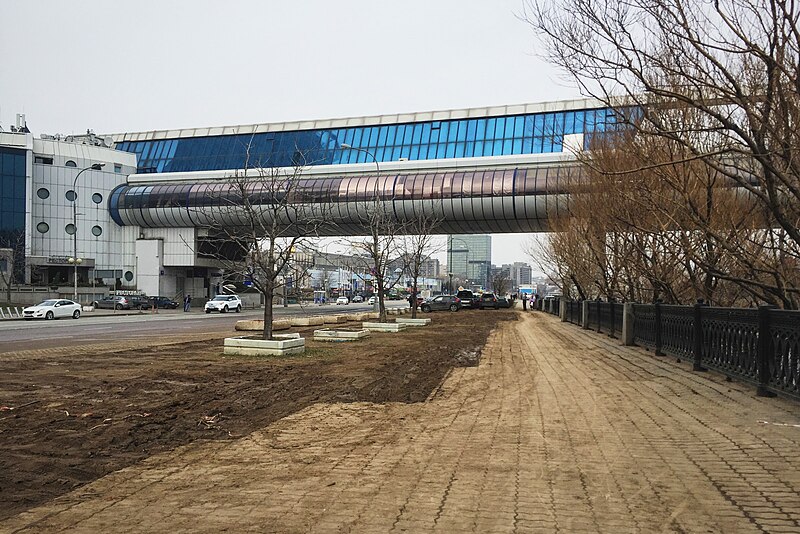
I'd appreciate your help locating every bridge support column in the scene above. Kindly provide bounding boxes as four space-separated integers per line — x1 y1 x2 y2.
581 300 589 330
622 302 635 346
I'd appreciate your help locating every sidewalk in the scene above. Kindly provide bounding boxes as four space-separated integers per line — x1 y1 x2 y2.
3 312 799 533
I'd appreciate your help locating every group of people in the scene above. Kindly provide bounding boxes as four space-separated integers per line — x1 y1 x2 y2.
519 292 538 311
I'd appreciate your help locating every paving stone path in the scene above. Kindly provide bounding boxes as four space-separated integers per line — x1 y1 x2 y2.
3 312 800 533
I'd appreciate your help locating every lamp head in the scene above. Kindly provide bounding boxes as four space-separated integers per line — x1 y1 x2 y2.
340 143 352 149
90 163 105 170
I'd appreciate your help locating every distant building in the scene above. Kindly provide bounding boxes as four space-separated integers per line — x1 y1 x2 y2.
420 257 440 278
510 262 533 287
447 234 492 289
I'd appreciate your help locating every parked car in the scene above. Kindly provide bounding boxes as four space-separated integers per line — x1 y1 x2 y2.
336 296 349 305
23 299 82 320
407 295 425 307
478 293 500 309
129 295 151 310
351 295 364 303
456 290 479 309
420 295 462 313
367 296 377 305
496 296 512 308
92 296 131 310
204 294 242 313
151 296 179 309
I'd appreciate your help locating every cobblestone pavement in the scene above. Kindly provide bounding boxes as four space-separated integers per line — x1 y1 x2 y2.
4 312 800 533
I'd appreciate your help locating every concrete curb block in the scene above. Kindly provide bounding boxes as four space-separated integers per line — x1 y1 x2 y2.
322 315 349 324
313 328 370 342
362 322 408 332
234 319 292 332
291 316 325 327
396 317 431 326
223 335 305 356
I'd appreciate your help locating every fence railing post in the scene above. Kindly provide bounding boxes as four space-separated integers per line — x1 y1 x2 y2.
560 298 567 322
654 301 664 356
622 302 635 345
692 303 707 371
756 305 777 398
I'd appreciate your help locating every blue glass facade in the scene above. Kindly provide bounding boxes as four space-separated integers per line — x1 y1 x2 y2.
0 146 27 279
115 108 620 174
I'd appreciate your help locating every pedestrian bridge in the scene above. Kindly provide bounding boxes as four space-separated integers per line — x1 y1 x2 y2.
109 154 577 236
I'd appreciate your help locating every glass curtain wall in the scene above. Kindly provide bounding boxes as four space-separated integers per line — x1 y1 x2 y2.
0 146 27 284
447 235 492 289
116 108 622 174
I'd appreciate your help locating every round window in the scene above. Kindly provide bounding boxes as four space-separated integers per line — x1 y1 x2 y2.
91 225 103 236
36 222 50 234
36 188 50 199
65 190 77 201
92 193 103 204
65 223 76 235
65 160 77 167
124 271 134 282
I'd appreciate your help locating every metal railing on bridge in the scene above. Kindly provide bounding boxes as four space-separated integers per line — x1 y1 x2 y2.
541 298 800 401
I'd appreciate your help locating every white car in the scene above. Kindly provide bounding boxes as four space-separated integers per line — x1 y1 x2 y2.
23 299 81 320
367 296 377 305
336 296 349 305
204 294 243 313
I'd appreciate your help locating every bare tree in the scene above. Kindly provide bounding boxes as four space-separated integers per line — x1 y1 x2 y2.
347 199 407 323
490 271 511 297
399 208 444 318
0 230 25 303
194 162 332 339
525 0 800 307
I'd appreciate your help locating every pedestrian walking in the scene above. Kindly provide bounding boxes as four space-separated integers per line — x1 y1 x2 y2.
522 292 528 311
184 294 192 312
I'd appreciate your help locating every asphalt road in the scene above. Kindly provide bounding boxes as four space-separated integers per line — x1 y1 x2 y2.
0 303 394 353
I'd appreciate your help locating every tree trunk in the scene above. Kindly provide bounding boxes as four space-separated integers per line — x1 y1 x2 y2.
411 284 418 319
377 279 387 322
263 287 274 340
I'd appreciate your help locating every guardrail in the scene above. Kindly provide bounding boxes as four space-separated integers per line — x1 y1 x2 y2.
543 299 800 401
0 307 22 319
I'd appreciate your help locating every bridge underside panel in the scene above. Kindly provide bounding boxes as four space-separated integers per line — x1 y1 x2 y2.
110 166 574 236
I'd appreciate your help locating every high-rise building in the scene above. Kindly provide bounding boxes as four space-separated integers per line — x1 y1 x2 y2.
510 262 533 287
420 257 440 279
447 235 492 289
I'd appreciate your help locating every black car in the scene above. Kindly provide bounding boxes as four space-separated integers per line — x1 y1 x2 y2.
478 293 500 309
496 296 512 308
456 290 479 309
129 295 152 310
151 296 179 309
420 295 462 312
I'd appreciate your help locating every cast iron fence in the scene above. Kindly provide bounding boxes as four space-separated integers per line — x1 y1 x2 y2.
544 299 800 400
565 300 582 326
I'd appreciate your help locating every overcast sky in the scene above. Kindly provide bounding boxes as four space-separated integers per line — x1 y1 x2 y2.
0 0 580 269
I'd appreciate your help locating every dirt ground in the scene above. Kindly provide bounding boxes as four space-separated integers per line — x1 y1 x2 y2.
0 309 514 521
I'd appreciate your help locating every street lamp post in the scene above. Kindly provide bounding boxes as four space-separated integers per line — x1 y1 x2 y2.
448 271 453 293
70 163 104 302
